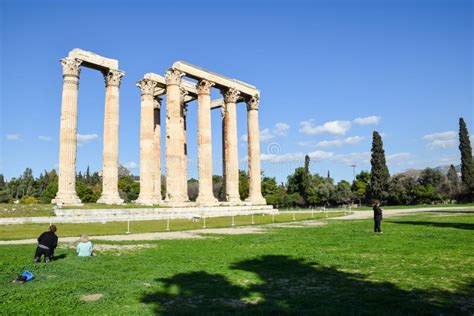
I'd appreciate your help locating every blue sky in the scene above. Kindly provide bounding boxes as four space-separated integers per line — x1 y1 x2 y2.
0 0 472 183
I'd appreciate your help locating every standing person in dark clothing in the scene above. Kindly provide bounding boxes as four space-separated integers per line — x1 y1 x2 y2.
34 225 58 263
373 202 383 233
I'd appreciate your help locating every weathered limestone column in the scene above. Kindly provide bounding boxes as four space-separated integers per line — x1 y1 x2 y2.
246 96 266 204
222 88 241 203
165 69 186 203
180 89 189 201
153 97 163 202
135 79 158 205
53 57 83 205
97 69 125 205
196 80 218 205
221 105 226 200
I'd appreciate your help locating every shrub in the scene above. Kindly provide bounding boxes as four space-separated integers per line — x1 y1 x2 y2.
20 196 39 204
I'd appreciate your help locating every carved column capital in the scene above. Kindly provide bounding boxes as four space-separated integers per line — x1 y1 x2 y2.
154 97 162 109
165 69 184 86
60 57 82 79
104 69 124 87
222 88 241 103
197 79 214 95
137 79 158 96
247 95 259 111
180 87 189 104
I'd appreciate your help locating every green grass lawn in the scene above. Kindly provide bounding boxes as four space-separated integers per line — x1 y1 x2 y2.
1 211 473 315
0 212 344 240
0 204 55 218
278 203 474 212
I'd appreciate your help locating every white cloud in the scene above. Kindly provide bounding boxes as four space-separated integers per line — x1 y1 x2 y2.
260 150 334 164
261 152 305 163
38 136 52 141
77 133 99 146
387 152 413 167
353 116 381 125
259 128 274 142
332 152 371 165
299 119 351 136
273 122 290 136
297 140 318 147
6 134 21 141
316 136 364 148
241 122 291 144
124 161 139 169
422 131 457 149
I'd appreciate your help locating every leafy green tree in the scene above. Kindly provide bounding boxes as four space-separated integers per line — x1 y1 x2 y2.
212 175 224 201
369 131 390 202
0 174 5 189
356 171 370 184
459 118 474 195
351 180 367 205
42 181 58 204
333 180 352 205
76 181 98 203
238 170 249 200
314 181 334 207
443 164 460 201
388 174 417 205
418 168 445 188
414 184 436 204
118 175 139 202
262 176 278 196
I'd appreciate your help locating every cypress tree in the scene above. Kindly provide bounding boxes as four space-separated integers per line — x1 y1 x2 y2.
459 118 474 187
369 131 390 201
304 155 310 174
447 164 459 184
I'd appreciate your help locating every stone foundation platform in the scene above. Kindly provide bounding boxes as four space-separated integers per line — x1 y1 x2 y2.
0 205 276 225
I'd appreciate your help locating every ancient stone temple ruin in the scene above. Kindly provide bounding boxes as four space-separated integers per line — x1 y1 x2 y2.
54 49 266 208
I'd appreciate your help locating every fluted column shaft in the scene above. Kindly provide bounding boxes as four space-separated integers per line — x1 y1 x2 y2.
54 58 82 205
196 80 217 205
135 79 158 205
180 89 189 201
246 96 266 204
165 69 186 203
98 69 124 204
153 97 163 202
223 88 241 203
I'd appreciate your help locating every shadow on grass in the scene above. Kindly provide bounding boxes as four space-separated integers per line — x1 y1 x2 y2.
389 221 474 231
141 255 473 314
53 254 67 261
428 210 474 214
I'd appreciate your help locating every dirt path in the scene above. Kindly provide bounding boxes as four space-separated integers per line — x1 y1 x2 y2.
1 207 472 245
331 206 474 220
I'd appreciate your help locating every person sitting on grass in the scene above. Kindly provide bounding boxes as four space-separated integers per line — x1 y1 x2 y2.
76 234 96 257
34 225 58 263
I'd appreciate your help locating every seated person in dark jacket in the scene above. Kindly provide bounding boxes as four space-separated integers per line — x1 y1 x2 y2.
34 225 58 263
373 202 383 233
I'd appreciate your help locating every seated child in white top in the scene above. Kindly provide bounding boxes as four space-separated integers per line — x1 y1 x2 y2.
76 234 95 257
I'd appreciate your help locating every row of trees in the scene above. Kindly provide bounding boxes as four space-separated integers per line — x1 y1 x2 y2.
0 118 472 206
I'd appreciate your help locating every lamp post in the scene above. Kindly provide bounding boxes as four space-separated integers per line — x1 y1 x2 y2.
350 164 356 181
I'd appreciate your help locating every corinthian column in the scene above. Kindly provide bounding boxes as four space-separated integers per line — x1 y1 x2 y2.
135 79 158 205
222 88 241 203
180 88 189 201
196 80 217 205
246 96 266 204
153 97 163 203
97 69 125 205
53 57 82 205
165 69 186 203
